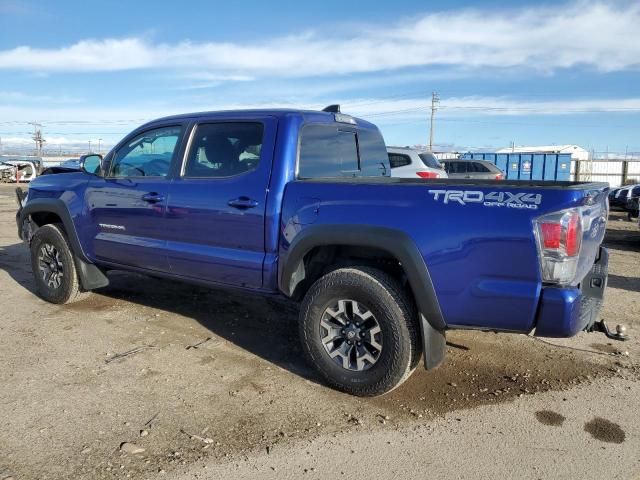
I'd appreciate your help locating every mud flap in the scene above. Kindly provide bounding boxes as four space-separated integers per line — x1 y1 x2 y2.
420 313 446 369
15 186 26 207
17 201 109 291
74 257 109 291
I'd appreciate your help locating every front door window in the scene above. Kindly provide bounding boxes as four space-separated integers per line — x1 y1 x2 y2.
110 126 181 178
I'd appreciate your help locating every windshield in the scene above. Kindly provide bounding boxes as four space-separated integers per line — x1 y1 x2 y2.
418 152 443 169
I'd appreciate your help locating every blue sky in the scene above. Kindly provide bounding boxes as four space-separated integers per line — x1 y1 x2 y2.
0 0 639 154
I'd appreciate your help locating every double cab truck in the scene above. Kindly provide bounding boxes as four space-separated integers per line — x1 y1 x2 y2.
16 106 610 396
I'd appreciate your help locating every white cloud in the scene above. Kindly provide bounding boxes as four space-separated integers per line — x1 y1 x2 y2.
2 95 639 135
0 135 113 155
0 2 638 75
0 0 30 15
0 91 83 104
441 96 640 115
182 73 255 82
3 94 640 152
1 136 35 145
344 96 640 119
0 135 91 145
177 73 255 90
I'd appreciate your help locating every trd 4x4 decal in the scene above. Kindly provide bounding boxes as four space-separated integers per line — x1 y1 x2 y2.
428 190 542 209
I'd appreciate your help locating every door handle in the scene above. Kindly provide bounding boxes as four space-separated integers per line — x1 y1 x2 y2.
228 197 259 210
141 193 165 204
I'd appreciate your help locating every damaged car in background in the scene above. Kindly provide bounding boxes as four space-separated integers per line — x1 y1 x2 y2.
0 160 38 183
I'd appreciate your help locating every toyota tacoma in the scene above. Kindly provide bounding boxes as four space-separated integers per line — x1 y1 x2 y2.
16 106 610 396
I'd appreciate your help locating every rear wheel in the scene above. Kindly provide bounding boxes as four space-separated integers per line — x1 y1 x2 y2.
30 223 89 304
299 267 420 396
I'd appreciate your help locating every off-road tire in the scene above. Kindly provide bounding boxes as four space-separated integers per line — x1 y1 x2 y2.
299 266 420 396
30 223 90 304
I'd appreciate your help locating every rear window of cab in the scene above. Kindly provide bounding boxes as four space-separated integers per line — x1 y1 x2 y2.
298 124 390 178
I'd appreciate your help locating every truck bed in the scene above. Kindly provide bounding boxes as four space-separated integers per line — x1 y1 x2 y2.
281 178 609 335
298 177 609 190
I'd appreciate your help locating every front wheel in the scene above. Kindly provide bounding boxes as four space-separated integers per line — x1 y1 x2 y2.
299 267 420 396
30 223 89 304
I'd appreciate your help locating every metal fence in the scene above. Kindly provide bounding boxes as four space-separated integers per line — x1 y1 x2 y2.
572 159 640 187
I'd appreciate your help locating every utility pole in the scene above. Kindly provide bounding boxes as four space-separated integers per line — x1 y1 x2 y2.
429 92 440 152
88 140 92 153
98 138 102 154
29 122 45 157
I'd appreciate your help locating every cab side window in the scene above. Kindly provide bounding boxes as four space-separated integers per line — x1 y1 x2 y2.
110 126 182 178
184 122 264 178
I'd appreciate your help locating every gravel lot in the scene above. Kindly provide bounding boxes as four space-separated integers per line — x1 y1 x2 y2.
0 183 638 480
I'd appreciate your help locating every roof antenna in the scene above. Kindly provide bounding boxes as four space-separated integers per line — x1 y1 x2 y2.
322 104 341 113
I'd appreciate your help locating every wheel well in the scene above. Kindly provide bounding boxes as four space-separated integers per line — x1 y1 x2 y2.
290 245 413 303
30 211 63 228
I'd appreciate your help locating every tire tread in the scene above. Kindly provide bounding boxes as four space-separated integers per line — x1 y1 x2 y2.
299 266 420 396
30 223 90 304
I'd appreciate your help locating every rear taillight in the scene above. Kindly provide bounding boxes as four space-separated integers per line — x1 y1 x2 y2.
565 212 582 256
495 173 504 180
540 223 561 249
416 171 439 179
534 208 583 285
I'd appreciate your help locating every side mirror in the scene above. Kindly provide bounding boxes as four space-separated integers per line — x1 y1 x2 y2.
80 154 103 176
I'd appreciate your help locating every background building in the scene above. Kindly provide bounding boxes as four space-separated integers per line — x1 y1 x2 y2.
496 145 590 161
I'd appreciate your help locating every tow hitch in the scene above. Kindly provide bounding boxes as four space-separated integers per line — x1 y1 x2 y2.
589 320 629 341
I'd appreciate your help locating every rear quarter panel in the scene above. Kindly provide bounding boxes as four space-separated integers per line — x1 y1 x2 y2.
281 180 594 332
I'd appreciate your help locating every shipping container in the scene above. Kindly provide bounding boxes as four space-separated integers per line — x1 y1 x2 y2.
461 152 571 181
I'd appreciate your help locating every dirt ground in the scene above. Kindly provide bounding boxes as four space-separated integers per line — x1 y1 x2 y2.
0 183 638 480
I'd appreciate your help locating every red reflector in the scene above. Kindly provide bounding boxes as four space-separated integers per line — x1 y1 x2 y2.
540 223 561 249
566 213 581 256
416 171 439 179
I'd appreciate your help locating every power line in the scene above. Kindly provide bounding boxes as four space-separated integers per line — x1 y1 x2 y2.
374 116 640 132
364 107 428 118
343 90 434 109
1 101 640 127
0 131 129 135
0 119 149 126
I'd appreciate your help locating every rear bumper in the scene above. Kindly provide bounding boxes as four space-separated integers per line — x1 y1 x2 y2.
534 247 608 338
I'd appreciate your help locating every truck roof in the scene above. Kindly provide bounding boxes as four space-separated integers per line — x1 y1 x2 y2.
140 108 377 130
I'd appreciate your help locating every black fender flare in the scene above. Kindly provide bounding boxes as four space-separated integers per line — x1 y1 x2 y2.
19 199 89 261
279 225 446 369
18 199 109 290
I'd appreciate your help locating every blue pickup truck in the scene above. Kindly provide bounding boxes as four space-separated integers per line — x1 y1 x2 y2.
16 107 610 396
